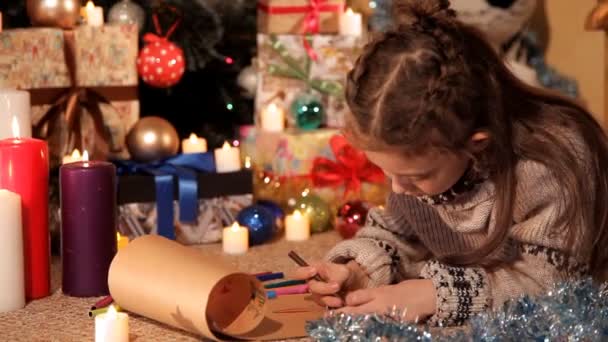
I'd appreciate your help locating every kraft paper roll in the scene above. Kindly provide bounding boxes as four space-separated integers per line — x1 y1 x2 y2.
108 235 267 340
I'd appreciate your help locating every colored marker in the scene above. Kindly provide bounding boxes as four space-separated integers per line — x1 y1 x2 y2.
256 272 284 282
264 279 306 289
90 295 113 310
89 304 122 318
267 284 310 299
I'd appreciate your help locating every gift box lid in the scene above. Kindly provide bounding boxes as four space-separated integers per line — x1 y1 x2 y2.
118 170 253 205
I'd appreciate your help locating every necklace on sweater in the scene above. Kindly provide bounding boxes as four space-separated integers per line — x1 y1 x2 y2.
417 167 486 205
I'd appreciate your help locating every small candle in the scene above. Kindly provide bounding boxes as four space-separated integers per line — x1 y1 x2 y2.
0 89 32 140
260 103 285 132
285 210 311 241
0 189 24 313
222 222 249 255
62 149 82 164
60 151 117 297
95 304 129 342
339 8 363 36
214 141 241 173
181 133 208 154
244 156 252 169
85 1 104 27
117 233 129 251
0 117 49 300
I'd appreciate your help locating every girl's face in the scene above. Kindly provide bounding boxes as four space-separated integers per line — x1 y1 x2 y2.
365 147 470 197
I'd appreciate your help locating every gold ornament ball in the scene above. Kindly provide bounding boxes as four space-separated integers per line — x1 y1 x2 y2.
26 0 82 29
126 117 180 162
292 194 333 233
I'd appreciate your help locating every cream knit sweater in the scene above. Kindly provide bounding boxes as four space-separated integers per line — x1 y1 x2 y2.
325 156 591 326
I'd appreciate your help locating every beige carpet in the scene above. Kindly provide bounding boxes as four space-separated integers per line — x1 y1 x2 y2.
0 232 343 342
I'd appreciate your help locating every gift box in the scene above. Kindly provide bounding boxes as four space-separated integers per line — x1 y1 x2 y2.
256 33 363 129
116 155 254 245
240 126 388 211
257 0 344 34
0 25 138 88
31 96 139 164
0 25 139 164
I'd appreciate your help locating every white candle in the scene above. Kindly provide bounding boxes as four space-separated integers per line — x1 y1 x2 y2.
260 103 285 132
339 8 363 36
0 89 31 140
62 149 83 165
214 141 241 173
181 133 208 154
0 189 24 313
285 210 311 241
85 1 104 27
222 222 249 255
95 304 129 342
244 156 252 169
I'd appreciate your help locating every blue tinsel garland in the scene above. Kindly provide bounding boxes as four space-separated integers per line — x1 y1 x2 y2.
306 279 608 341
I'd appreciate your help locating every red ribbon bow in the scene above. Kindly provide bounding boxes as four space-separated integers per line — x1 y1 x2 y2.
311 135 385 198
302 0 323 34
143 5 181 43
258 0 345 61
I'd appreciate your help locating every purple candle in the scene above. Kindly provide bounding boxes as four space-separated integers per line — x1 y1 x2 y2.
60 158 117 297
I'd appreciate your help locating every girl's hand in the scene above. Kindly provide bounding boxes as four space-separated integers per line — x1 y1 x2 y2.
337 279 437 322
293 260 368 308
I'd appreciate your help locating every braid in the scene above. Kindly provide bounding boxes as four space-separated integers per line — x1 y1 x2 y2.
347 32 391 97
392 0 468 134
345 0 476 148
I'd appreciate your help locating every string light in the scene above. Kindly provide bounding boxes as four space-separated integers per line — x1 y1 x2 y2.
225 57 234 65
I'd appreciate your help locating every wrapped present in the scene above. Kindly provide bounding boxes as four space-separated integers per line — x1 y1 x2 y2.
256 33 363 129
120 195 253 245
72 25 138 87
31 96 139 164
240 126 388 211
115 153 254 245
0 25 139 164
0 26 138 88
0 28 70 89
257 0 345 35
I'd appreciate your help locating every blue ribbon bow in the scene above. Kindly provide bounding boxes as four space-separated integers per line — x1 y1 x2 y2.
114 153 216 239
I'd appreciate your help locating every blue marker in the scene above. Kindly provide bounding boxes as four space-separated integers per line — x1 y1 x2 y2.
256 272 284 282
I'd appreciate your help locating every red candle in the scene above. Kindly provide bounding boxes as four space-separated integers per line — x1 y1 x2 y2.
0 132 50 299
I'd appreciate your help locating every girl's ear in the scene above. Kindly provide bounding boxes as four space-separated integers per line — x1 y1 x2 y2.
467 131 491 153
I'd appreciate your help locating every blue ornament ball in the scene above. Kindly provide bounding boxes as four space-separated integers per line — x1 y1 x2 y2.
290 91 324 130
236 205 276 245
256 200 285 231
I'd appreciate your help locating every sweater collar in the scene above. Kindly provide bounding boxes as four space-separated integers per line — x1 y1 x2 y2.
417 166 487 205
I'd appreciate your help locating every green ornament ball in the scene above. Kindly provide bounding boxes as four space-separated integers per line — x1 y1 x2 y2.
292 194 332 233
290 92 324 130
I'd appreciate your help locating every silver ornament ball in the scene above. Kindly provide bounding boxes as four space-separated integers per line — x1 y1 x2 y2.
108 0 146 32
237 65 258 99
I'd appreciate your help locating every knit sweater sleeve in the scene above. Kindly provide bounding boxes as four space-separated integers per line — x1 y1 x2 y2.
324 195 431 287
419 160 590 326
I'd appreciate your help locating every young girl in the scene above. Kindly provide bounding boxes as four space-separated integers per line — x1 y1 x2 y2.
294 0 608 326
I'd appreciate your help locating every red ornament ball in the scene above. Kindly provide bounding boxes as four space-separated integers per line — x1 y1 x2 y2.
336 201 370 239
137 33 185 88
